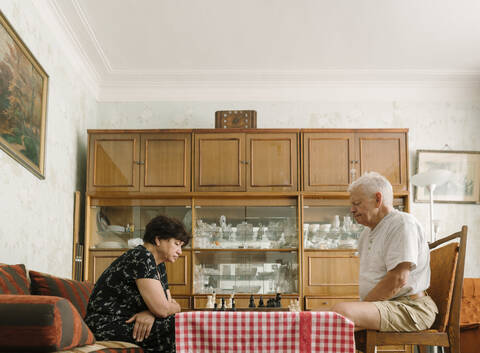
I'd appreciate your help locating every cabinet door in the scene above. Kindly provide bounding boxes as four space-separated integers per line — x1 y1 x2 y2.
88 133 140 192
303 132 354 192
165 251 191 295
141 133 191 192
303 250 359 296
355 132 408 192
88 250 124 283
194 133 245 191
247 133 298 192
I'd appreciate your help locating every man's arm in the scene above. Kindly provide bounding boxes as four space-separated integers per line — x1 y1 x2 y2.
363 262 411 301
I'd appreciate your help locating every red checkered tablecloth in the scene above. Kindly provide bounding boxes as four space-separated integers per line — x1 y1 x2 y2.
175 311 355 353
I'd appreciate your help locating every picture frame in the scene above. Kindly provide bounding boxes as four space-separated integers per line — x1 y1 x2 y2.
0 11 49 179
414 149 480 204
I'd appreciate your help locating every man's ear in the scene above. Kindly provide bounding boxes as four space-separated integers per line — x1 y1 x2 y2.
375 192 383 207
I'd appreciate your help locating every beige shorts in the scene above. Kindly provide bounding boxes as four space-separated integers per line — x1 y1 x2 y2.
372 295 438 332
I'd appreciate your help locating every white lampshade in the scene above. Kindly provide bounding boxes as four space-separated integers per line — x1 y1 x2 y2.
411 169 453 187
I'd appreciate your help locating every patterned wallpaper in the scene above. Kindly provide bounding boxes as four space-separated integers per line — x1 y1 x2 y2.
0 1 96 277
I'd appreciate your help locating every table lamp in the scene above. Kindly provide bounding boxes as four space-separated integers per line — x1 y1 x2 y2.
411 169 453 242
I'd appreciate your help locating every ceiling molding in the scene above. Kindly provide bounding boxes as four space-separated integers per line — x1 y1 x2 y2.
37 1 480 102
98 79 480 102
70 0 114 74
33 0 100 98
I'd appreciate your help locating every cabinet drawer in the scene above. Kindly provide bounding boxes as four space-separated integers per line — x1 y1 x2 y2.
305 297 358 311
173 296 192 311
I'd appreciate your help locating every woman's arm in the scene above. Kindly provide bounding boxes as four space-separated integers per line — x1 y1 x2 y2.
136 278 181 318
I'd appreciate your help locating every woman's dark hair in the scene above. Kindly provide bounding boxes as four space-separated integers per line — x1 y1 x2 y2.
143 215 191 246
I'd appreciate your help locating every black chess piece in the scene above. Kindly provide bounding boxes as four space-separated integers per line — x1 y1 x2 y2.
231 298 236 311
220 297 226 311
214 302 218 311
258 296 264 307
248 295 256 308
275 293 281 307
266 298 275 307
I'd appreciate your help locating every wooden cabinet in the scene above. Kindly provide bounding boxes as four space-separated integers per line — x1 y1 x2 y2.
88 131 191 192
88 249 124 283
165 250 191 295
194 131 298 192
303 130 408 192
87 249 191 294
303 250 359 297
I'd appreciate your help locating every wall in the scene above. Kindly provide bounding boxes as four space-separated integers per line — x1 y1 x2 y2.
96 90 480 277
0 1 96 277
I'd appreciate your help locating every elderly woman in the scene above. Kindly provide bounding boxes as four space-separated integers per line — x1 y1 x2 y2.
85 215 191 353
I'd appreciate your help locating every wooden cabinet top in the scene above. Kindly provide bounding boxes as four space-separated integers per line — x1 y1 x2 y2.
87 128 409 134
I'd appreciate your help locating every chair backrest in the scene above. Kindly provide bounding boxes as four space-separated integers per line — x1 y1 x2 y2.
428 226 467 332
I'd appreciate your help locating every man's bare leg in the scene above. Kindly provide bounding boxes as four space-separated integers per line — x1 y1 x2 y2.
331 301 381 331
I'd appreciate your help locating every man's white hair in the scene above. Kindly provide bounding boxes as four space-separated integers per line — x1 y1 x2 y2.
348 171 393 207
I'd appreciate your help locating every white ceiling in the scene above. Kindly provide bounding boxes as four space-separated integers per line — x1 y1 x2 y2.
41 0 480 100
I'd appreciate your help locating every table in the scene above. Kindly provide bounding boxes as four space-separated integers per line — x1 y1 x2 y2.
175 311 355 353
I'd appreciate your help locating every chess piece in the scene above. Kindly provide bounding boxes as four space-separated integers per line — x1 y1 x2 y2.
231 298 236 311
206 295 214 309
266 298 275 307
258 296 264 307
220 297 226 311
275 293 282 308
226 293 234 309
248 295 256 308
214 302 218 311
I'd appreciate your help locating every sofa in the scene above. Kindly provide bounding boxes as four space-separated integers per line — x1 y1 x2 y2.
0 263 143 353
460 278 480 353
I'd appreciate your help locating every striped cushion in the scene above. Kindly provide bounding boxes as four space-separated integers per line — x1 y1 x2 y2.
0 264 30 294
29 270 94 318
57 341 143 353
0 294 95 352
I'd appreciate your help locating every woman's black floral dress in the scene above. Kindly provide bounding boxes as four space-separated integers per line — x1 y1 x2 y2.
84 245 176 353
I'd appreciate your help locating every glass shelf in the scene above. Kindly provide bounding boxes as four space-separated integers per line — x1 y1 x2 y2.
193 250 298 295
194 206 298 249
89 205 192 249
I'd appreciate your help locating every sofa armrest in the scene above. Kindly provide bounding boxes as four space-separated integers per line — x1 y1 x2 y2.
0 295 95 352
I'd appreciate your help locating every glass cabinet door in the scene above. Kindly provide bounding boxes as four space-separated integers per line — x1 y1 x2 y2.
303 198 405 250
303 200 363 250
89 204 192 249
194 205 298 249
193 250 298 295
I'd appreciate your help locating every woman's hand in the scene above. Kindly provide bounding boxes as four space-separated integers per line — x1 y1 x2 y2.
126 310 155 342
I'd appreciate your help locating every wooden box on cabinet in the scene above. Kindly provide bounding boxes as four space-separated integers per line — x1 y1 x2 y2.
303 130 408 192
88 131 191 193
194 131 298 192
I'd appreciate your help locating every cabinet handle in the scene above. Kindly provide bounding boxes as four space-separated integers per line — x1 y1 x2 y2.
240 160 249 164
134 161 145 165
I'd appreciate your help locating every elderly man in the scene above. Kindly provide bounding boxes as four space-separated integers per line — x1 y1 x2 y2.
332 172 438 332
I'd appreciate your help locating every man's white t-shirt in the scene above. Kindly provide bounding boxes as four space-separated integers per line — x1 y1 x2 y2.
358 210 430 300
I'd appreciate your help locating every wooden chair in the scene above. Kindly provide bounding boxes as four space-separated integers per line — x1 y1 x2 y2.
355 225 468 353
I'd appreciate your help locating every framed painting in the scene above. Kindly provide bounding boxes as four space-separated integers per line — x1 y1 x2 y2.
0 11 48 179
414 149 480 204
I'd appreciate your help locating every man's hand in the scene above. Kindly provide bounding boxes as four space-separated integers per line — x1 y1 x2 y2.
126 310 155 342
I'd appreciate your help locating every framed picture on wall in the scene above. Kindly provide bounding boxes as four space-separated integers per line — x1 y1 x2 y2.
0 11 49 179
414 149 480 204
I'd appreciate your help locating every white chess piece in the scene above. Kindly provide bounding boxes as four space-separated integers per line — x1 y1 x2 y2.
206 295 214 309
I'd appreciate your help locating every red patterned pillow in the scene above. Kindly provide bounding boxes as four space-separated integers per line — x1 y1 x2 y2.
0 264 30 294
29 270 94 318
0 294 95 351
